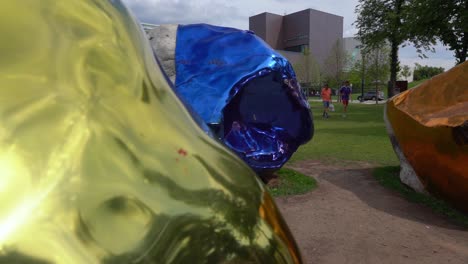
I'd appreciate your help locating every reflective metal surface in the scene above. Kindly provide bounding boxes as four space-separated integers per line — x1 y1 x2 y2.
391 61 468 127
174 24 313 172
387 62 468 211
0 1 301 263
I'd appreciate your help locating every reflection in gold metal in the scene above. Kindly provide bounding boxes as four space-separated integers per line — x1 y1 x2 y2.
387 62 468 211
0 1 301 263
391 61 468 127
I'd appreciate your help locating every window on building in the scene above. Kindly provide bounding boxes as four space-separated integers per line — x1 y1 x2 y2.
284 44 309 53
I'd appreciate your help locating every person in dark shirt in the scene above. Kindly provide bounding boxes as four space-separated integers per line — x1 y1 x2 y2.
339 81 352 117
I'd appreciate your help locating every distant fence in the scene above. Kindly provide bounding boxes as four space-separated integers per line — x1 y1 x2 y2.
300 83 339 98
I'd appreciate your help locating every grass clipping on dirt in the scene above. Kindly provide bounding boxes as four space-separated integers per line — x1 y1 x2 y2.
374 166 468 226
268 168 317 197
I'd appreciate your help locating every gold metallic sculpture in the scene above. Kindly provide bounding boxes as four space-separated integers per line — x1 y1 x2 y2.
0 1 301 263
386 61 468 211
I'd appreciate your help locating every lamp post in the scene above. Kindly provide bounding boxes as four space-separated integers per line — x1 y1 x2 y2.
360 51 365 102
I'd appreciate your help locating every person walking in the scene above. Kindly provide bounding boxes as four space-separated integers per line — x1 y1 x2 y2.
321 83 332 119
339 81 352 117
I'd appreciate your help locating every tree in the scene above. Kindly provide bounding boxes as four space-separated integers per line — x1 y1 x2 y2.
410 0 467 64
354 0 436 97
399 65 412 80
292 47 321 86
412 63 444 81
322 39 348 88
354 0 409 98
366 47 391 103
347 46 390 100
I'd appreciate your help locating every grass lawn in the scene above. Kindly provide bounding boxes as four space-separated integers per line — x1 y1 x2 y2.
409 79 428 89
290 101 399 166
269 101 397 197
269 168 317 197
282 101 468 225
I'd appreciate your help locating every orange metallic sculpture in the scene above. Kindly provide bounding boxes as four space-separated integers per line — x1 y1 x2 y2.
385 61 468 211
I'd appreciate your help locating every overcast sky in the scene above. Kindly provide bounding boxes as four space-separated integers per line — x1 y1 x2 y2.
123 0 457 71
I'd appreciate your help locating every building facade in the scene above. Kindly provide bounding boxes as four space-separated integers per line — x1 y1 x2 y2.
141 23 159 33
249 9 343 66
343 37 361 64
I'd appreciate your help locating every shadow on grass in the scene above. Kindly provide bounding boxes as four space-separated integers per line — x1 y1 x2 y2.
373 166 468 228
320 166 468 230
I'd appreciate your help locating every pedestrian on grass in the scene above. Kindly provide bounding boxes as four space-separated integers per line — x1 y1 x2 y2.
340 81 352 117
321 83 332 119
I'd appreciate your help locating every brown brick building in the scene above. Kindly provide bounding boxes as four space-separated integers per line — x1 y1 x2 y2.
249 9 343 66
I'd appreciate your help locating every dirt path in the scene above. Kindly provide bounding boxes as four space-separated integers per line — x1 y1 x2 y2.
275 160 468 264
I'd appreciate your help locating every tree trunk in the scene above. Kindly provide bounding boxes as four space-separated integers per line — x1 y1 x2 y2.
375 49 380 105
388 0 403 98
389 39 399 98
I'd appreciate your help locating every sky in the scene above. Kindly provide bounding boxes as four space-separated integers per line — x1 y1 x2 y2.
123 0 458 71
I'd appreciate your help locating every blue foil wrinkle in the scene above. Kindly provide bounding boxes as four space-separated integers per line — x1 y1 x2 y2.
174 24 313 172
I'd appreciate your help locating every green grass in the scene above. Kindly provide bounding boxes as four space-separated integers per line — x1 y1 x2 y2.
268 168 317 197
290 101 399 166
374 166 468 227
409 79 428 89
284 102 468 224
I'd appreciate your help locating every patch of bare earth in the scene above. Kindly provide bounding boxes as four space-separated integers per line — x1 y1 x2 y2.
275 160 468 264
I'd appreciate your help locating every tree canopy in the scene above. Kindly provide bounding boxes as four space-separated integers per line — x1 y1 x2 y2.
322 39 348 88
409 0 467 64
399 65 412 80
292 47 321 86
347 46 390 92
354 0 407 97
412 63 445 81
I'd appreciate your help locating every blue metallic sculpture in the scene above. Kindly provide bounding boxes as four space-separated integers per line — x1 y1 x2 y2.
152 24 313 173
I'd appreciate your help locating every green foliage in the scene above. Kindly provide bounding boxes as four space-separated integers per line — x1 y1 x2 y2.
355 0 394 46
322 39 349 88
354 0 409 97
347 47 391 91
290 102 399 166
409 0 468 64
346 60 366 89
268 168 317 197
399 65 412 80
413 63 444 81
373 166 468 226
365 47 391 88
292 47 322 86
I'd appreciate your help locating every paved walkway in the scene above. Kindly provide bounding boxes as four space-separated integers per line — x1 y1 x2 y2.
275 160 468 264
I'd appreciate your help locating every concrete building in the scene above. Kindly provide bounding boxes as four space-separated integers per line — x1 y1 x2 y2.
343 37 362 64
249 9 343 66
141 23 159 33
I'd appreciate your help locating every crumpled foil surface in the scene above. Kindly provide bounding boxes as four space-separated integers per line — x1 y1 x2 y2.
0 1 302 263
387 62 468 211
174 24 313 171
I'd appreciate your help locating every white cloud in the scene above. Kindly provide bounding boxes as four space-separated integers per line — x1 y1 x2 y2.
399 43 456 71
123 0 244 27
123 0 458 69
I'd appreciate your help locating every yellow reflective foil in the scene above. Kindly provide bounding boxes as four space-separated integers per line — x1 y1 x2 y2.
392 61 468 127
0 1 301 263
387 62 468 212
